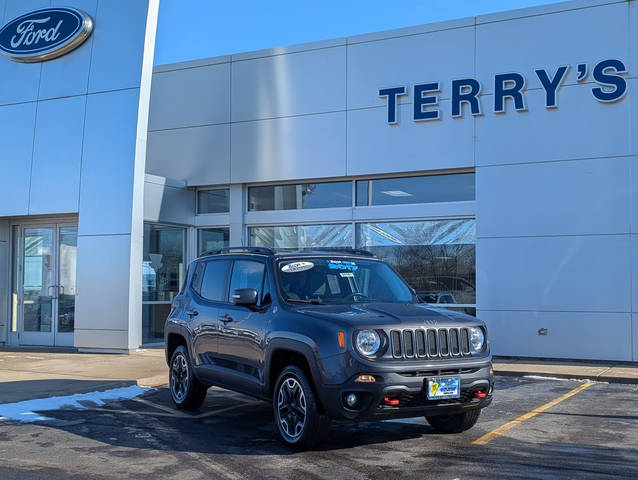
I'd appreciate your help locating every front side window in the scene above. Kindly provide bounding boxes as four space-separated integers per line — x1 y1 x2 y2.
199 260 231 302
228 260 266 303
277 257 414 304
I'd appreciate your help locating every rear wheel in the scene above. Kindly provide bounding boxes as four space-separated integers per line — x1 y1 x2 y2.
426 409 481 433
168 345 207 410
273 365 331 449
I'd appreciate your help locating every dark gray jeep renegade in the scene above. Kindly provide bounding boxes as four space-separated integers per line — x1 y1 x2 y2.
165 247 493 448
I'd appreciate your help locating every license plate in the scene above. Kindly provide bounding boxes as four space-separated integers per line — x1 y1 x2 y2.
427 377 461 400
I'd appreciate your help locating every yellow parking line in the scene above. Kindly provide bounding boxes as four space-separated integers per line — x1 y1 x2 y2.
473 381 596 446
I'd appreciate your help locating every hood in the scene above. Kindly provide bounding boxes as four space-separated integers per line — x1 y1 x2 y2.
293 302 481 329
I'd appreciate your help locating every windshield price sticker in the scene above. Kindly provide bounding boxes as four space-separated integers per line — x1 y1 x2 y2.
281 261 314 273
327 260 358 271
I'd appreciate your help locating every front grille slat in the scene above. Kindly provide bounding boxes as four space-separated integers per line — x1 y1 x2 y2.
389 327 471 360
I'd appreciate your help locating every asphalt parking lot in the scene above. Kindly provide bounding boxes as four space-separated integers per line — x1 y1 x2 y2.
0 376 637 480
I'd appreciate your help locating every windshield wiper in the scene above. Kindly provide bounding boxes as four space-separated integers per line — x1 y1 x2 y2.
286 298 324 305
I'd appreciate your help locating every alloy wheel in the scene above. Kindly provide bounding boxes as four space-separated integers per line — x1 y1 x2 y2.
171 353 189 402
277 377 307 441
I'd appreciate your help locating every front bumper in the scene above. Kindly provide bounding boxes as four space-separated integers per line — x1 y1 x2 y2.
318 360 493 421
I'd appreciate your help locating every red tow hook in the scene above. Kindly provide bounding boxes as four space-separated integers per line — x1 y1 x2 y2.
473 390 487 399
383 396 400 406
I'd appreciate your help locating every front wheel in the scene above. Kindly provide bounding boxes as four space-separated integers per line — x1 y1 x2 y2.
168 345 207 410
426 409 481 433
273 366 330 449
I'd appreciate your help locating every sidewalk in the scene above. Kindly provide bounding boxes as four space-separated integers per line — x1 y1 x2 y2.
493 357 638 384
0 348 167 404
1 348 637 404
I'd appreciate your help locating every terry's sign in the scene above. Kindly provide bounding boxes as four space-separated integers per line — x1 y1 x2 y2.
0 7 93 63
380 59 628 124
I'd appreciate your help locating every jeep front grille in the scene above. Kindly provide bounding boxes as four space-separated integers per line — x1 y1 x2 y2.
388 327 472 359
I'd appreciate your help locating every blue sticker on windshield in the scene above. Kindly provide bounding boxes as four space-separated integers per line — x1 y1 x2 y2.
326 259 358 271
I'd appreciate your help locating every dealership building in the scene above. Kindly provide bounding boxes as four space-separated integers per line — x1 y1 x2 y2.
0 0 637 362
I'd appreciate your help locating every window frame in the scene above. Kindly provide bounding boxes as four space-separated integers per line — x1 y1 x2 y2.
196 187 231 215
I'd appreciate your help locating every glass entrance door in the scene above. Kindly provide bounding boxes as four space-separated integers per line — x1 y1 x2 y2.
16 224 77 347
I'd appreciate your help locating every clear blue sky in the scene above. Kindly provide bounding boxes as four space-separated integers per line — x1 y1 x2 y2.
154 0 560 65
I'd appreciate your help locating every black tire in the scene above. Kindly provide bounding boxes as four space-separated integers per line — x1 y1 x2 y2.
273 365 331 449
426 409 481 433
168 345 207 410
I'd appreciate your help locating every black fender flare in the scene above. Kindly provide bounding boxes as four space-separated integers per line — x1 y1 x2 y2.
164 321 195 366
264 337 325 396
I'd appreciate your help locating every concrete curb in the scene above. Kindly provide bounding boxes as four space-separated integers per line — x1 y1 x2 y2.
494 368 638 385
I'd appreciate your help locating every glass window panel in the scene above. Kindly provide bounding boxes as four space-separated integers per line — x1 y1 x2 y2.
357 173 475 206
200 260 231 301
249 224 353 249
57 227 77 333
22 228 54 333
248 182 352 211
356 220 476 315
228 260 265 303
197 189 230 214
355 180 370 206
143 225 186 302
198 228 230 255
11 226 19 332
142 224 186 344
142 303 172 344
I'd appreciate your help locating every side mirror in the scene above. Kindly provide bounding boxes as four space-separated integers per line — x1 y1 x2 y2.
232 288 258 307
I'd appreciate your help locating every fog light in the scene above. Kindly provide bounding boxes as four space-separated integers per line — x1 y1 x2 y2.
355 374 376 383
345 393 358 407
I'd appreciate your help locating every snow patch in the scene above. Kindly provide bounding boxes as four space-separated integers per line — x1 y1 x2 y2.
0 386 151 423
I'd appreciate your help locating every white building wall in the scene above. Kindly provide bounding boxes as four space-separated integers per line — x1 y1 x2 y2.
0 0 159 351
146 0 637 361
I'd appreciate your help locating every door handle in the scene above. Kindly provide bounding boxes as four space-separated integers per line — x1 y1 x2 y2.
186 309 199 318
218 313 233 323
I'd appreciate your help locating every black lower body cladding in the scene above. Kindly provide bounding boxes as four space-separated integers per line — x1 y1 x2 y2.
316 360 493 421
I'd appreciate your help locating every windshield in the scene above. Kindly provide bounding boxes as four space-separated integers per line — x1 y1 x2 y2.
277 257 415 304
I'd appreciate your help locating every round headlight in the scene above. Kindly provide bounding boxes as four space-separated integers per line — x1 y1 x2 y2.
469 327 485 353
355 330 381 356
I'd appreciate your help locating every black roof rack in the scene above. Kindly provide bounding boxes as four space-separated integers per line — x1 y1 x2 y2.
275 247 376 257
200 247 275 257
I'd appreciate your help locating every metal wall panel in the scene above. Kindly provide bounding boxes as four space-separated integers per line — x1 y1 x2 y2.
78 89 140 236
476 2 629 94
149 63 230 130
347 101 474 176
38 0 97 100
477 157 632 238
30 96 86 214
477 235 631 313
146 124 230 185
87 0 149 93
230 112 346 183
74 234 132 332
347 26 475 110
231 46 346 121
143 178 195 225
481 310 632 361
633 314 638 362
475 84 630 166
0 221 8 342
0 102 36 216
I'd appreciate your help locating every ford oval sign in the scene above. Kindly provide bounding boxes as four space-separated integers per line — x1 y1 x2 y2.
0 7 93 63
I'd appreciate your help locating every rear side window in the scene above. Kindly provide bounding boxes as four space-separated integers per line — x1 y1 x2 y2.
199 260 231 302
228 260 266 303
